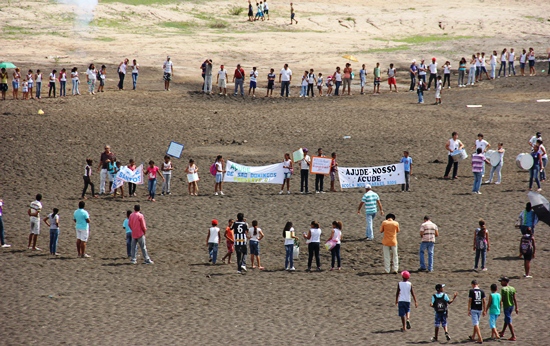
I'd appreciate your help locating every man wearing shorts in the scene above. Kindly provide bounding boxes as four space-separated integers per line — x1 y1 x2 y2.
468 280 486 344
266 68 275 97
373 62 381 94
387 63 397 92
263 0 269 20
248 66 258 97
73 201 91 258
290 3 297 24
163 56 173 91
217 65 227 96
499 277 518 341
27 194 43 250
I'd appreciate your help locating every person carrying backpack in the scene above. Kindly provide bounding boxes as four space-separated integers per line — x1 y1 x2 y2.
430 283 458 342
520 228 536 278
472 219 490 271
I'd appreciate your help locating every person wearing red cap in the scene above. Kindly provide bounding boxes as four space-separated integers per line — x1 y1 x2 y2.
395 270 418 332
427 57 438 90
206 219 220 265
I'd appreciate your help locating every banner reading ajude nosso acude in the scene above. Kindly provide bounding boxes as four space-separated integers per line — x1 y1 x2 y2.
338 163 405 189
223 160 285 184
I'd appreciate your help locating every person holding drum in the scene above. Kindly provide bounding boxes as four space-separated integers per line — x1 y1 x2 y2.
486 143 505 184
473 133 490 177
529 144 543 192
444 132 464 180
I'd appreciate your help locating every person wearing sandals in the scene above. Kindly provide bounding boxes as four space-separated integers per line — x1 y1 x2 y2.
248 220 265 270
282 221 298 271
303 220 322 271
326 220 342 270
468 279 486 344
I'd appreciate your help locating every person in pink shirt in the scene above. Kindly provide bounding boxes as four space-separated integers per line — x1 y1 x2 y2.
129 204 153 264
144 160 165 202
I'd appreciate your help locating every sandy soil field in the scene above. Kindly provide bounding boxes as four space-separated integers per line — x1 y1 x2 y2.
1 0 550 345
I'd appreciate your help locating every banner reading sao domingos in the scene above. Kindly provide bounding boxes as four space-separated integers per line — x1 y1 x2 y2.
338 163 405 189
224 160 285 184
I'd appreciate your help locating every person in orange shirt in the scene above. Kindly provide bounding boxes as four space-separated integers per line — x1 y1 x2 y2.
222 219 234 264
380 213 400 274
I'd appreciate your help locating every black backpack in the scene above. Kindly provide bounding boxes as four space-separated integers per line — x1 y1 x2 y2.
475 228 486 250
433 294 448 313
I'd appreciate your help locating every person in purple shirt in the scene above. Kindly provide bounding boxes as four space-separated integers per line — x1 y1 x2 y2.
409 60 418 91
471 148 490 194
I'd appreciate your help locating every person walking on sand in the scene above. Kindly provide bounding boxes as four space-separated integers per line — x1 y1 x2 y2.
516 202 538 236
161 155 173 196
232 213 249 274
233 64 245 97
357 184 384 240
520 228 535 278
28 194 43 251
263 0 270 20
279 63 292 97
380 213 399 274
498 277 518 341
443 132 464 179
471 148 490 194
484 283 501 341
217 64 227 96
247 0 254 21
222 219 235 264
430 284 458 342
117 58 128 90
486 142 505 184
73 201 91 258
98 145 116 195
163 56 173 91
144 160 165 202
206 219 220 265
129 204 154 265
395 271 418 332
290 3 297 24
473 219 490 271
418 215 438 272
468 279 486 344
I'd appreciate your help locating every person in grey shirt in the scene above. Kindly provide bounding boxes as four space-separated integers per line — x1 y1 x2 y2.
203 59 213 94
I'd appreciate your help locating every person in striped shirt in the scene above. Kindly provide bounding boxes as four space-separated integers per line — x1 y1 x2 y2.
357 184 384 240
231 213 249 274
471 148 490 194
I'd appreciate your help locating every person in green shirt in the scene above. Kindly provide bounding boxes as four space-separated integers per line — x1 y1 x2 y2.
484 283 501 340
499 277 518 341
373 62 381 94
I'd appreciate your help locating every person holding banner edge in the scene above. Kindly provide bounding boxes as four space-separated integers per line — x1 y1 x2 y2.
357 184 384 241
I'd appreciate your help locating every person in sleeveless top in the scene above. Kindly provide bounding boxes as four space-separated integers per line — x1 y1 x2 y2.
395 271 418 332
161 155 173 195
444 132 464 179
185 159 199 196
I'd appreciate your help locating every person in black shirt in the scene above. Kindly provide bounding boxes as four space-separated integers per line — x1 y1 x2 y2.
468 280 486 343
231 213 249 274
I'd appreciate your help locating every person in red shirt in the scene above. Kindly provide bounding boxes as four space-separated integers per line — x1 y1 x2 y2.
232 64 245 96
222 219 235 264
144 160 165 202
129 204 153 265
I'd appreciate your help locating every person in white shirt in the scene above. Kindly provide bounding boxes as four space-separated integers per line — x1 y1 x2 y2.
475 52 482 82
444 132 464 179
248 66 258 97
468 55 477 85
418 59 427 83
480 52 490 80
537 139 547 182
508 48 516 76
519 48 527 76
298 148 311 193
71 67 80 95
529 132 542 151
498 48 508 78
216 65 227 96
117 58 128 90
442 61 451 89
303 221 322 271
490 51 498 79
280 153 293 194
279 63 292 97
427 58 438 90
206 219 220 265
28 194 43 251
163 56 173 91
86 64 97 95
263 0 270 20
474 133 490 177
131 59 139 90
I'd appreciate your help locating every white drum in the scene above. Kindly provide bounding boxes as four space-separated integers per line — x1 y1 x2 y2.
516 153 534 170
451 149 468 162
486 150 501 167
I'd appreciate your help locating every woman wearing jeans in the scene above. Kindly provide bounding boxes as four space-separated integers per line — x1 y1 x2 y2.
537 139 547 182
43 208 60 256
283 222 297 271
332 67 342 96
327 221 342 270
304 220 322 271
529 144 543 191
458 57 466 87
498 48 507 78
473 220 489 271
486 143 505 184
468 55 477 85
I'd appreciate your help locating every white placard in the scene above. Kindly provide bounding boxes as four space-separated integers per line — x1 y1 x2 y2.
166 141 184 158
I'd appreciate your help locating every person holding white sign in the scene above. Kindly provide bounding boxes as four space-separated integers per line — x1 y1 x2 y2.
315 148 326 193
185 159 199 196
357 184 384 240
298 148 311 194
279 153 293 195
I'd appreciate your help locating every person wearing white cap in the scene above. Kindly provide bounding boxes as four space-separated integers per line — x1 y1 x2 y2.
163 56 173 91
357 184 384 240
409 60 417 91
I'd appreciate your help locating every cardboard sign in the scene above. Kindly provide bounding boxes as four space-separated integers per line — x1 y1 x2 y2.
310 156 331 175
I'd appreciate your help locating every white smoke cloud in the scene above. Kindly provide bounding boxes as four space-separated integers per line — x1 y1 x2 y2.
57 0 99 24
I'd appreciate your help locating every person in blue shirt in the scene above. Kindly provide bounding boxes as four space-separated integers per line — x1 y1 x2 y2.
122 210 134 258
430 283 458 342
400 151 413 192
517 202 539 236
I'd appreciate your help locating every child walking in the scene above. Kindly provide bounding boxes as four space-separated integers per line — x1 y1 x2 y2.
185 158 199 196
484 283 501 340
43 208 60 256
81 158 97 199
222 219 234 264
430 283 458 342
161 155 173 196
144 160 165 202
214 155 225 196
395 270 418 332
206 219 220 265
499 276 518 341
248 220 265 270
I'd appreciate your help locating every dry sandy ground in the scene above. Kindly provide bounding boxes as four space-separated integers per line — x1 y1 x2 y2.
1 64 550 345
2 0 550 345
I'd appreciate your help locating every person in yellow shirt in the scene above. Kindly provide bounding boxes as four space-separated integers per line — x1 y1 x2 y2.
380 213 400 274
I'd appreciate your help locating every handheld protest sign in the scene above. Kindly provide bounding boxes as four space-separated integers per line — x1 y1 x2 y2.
293 148 304 162
166 141 184 159
310 156 331 175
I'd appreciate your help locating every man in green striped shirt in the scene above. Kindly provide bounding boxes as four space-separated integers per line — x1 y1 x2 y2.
357 184 384 240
